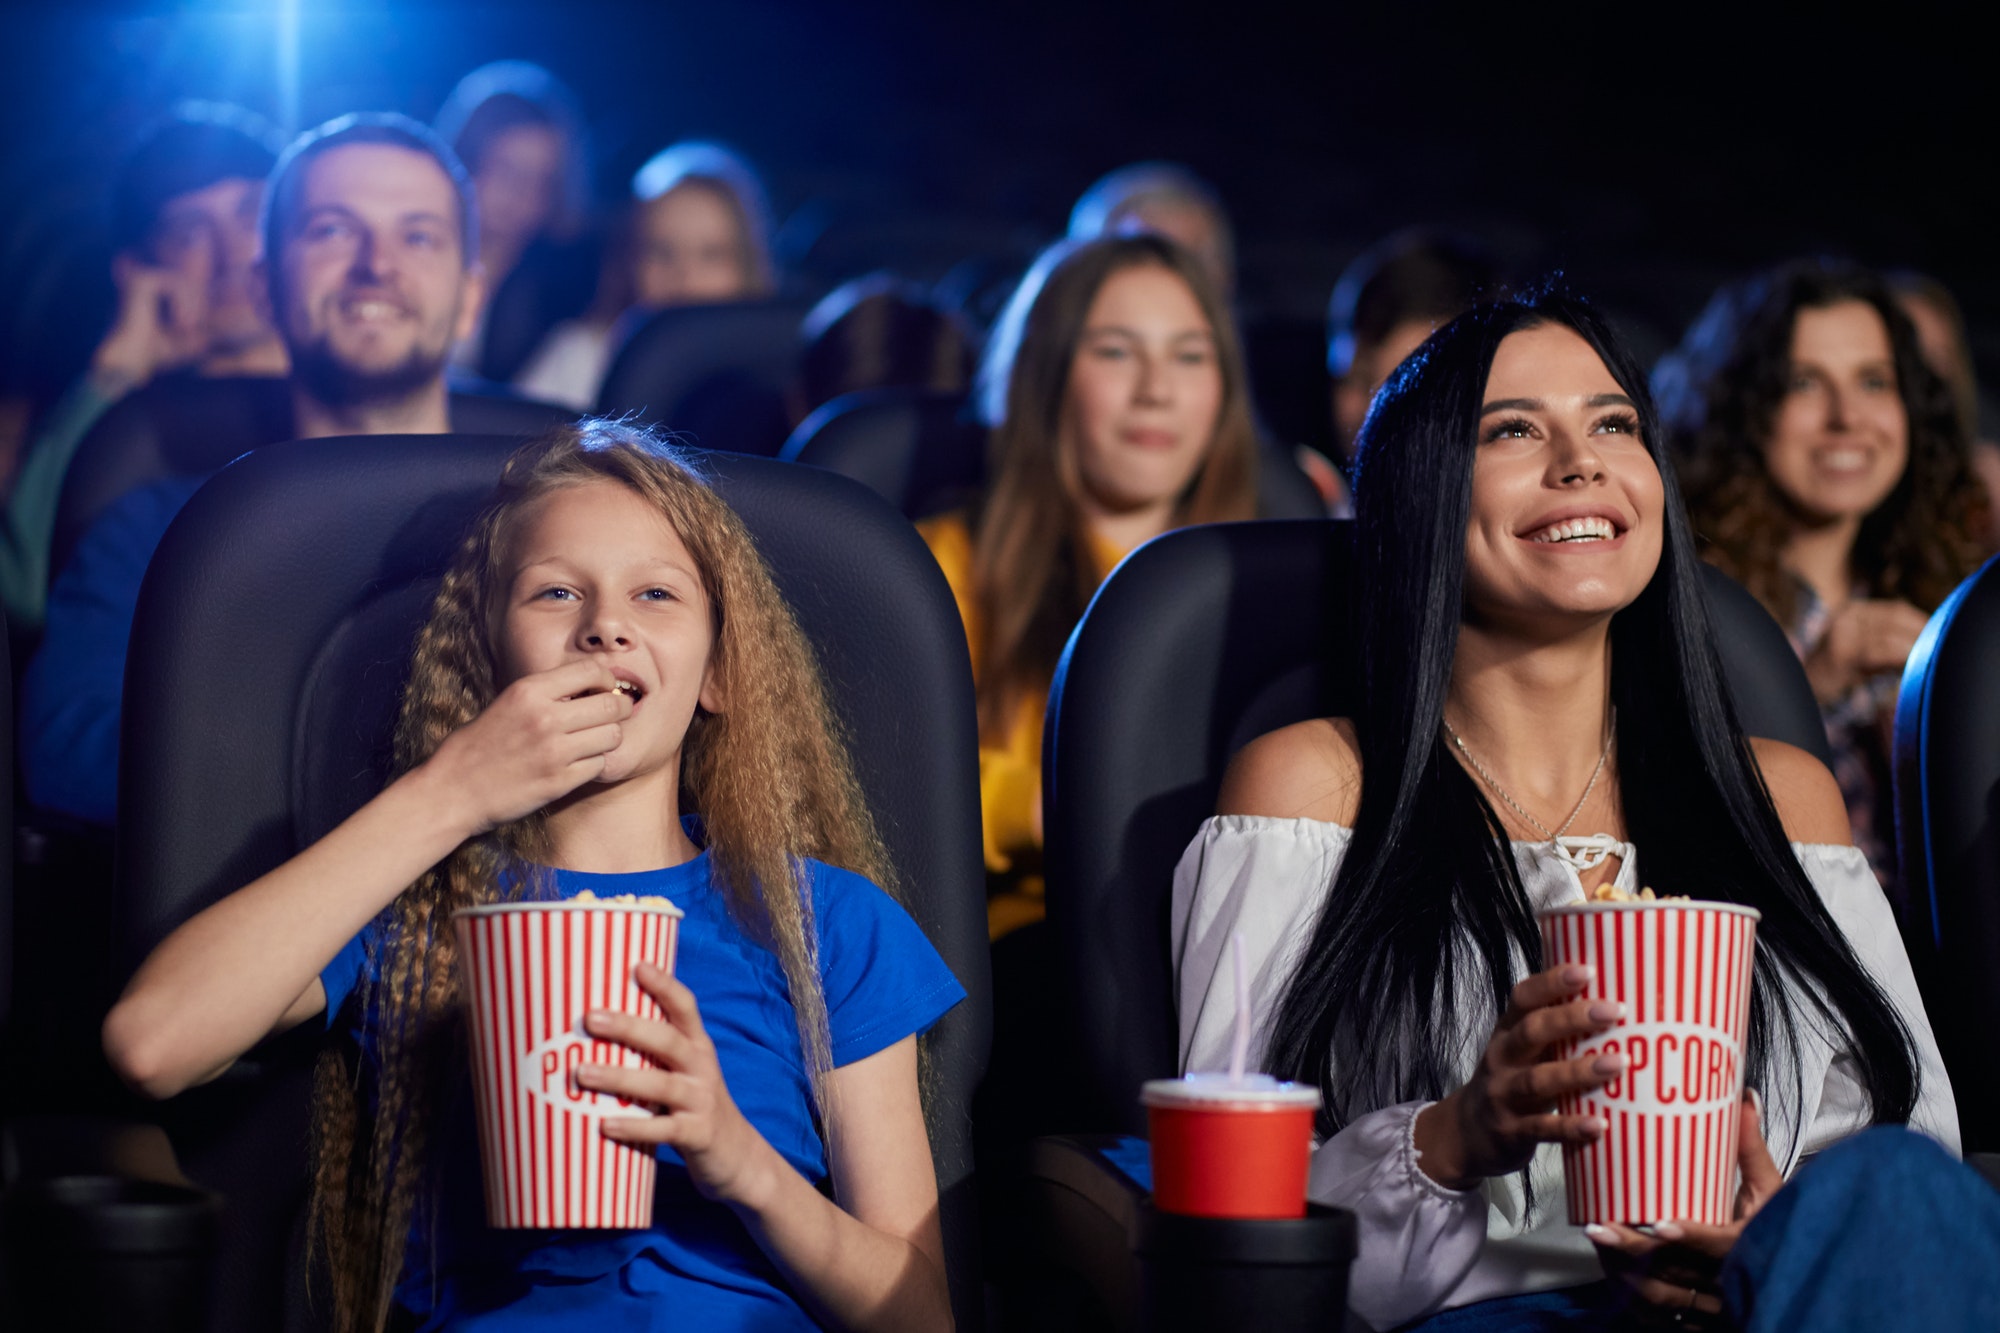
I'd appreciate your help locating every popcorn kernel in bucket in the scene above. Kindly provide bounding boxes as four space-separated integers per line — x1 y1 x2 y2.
1587 883 1689 903
571 890 678 906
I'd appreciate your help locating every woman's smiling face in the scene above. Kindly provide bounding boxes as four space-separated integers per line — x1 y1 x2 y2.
1461 323 1667 632
1763 299 1909 524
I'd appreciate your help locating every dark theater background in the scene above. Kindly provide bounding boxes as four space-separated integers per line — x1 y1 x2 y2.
2 0 1995 444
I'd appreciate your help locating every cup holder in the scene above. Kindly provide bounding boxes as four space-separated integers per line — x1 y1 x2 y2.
3 1175 220 1332
1133 1199 1356 1333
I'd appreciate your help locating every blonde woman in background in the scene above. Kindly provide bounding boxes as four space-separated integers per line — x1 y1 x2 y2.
919 233 1258 938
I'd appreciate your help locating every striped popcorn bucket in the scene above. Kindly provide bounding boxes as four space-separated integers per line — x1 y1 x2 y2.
1538 900 1760 1225
453 899 683 1229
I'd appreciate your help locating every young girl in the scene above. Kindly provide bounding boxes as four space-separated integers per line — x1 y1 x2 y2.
919 233 1258 937
103 422 963 1331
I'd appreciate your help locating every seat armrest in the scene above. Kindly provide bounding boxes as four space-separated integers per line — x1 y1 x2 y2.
2 1115 192 1189
2 1116 219 1331
1021 1134 1150 1332
1026 1133 1150 1226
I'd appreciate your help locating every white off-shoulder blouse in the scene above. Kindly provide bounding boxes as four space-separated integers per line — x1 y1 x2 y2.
1170 816 1959 1331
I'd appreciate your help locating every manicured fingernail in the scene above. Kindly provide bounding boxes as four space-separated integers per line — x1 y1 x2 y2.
1589 1000 1625 1023
1584 1223 1614 1240
1562 965 1593 985
1583 1117 1607 1138
1594 1052 1628 1075
1746 1086 1763 1116
1653 1221 1684 1239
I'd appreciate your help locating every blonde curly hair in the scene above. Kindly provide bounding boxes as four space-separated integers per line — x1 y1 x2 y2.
309 420 891 1332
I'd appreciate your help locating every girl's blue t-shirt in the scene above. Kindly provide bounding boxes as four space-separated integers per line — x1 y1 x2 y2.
318 852 965 1331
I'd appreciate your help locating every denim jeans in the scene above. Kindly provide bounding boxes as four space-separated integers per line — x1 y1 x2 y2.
1403 1127 2000 1332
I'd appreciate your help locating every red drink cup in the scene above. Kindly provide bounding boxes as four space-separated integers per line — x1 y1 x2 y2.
453 898 683 1229
1142 1074 1322 1219
1539 899 1760 1225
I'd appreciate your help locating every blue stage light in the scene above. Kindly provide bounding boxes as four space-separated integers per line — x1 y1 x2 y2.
275 0 300 133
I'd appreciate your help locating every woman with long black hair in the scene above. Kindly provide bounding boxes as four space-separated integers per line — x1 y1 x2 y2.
1171 294 1992 1330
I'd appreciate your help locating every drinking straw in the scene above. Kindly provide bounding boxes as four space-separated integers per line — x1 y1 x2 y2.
1229 930 1250 1083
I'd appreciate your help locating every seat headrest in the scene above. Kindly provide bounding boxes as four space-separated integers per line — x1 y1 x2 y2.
779 388 985 518
51 376 571 578
594 300 812 457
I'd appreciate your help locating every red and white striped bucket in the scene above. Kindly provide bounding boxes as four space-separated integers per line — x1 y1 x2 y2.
453 899 683 1229
1538 900 1760 1225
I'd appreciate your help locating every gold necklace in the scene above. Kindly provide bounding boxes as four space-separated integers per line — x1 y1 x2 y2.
1441 708 1616 845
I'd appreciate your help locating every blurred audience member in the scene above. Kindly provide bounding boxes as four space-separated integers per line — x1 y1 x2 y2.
23 112 486 826
1887 270 2000 553
514 141 774 411
1672 259 1987 902
0 102 285 633
920 235 1257 936
1068 162 1235 299
792 272 975 421
434 60 594 383
1327 229 1498 468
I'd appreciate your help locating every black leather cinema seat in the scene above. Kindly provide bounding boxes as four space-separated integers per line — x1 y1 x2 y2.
1253 440 1331 521
51 375 572 579
115 435 989 1332
1895 554 2000 1152
474 235 600 384
1042 519 1834 1135
0 622 11 1037
594 299 812 456
779 387 986 519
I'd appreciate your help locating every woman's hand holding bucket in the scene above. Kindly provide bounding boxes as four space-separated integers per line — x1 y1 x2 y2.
1413 963 1629 1190
1586 1089 1785 1323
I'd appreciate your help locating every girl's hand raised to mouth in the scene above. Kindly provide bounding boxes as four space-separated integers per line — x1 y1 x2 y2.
425 658 636 835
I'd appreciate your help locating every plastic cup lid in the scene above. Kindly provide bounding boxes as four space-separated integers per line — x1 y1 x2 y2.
453 898 684 920
1140 1072 1322 1109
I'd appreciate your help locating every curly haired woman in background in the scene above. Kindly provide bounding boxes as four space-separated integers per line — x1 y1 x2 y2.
1664 259 1987 904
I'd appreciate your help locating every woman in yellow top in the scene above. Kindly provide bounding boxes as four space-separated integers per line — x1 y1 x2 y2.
920 233 1259 937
